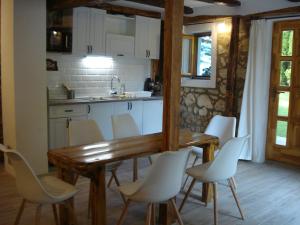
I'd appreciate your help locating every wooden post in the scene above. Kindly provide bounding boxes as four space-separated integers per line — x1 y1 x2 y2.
225 16 240 116
162 0 184 151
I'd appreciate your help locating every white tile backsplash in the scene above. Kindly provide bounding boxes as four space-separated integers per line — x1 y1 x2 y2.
47 53 150 99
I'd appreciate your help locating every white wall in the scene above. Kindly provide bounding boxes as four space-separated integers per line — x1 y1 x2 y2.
47 54 150 99
193 0 300 16
1 0 48 174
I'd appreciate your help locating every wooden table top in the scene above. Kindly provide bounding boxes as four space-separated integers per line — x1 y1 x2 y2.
48 131 218 174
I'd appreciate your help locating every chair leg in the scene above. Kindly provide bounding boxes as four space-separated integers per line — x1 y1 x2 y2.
170 199 184 225
73 174 79 185
88 182 92 218
228 178 244 220
66 201 77 225
181 156 198 191
112 170 126 203
107 174 114 188
145 203 152 225
52 204 59 225
213 182 218 225
231 177 237 190
151 204 156 225
35 204 42 225
133 158 138 181
14 199 26 225
116 200 131 225
179 178 196 212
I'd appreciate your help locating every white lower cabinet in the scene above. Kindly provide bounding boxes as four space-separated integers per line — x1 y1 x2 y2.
49 115 87 150
87 102 114 140
142 100 163 135
48 99 163 150
113 101 143 134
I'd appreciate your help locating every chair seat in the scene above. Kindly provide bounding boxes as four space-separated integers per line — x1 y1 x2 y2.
118 180 143 197
186 162 213 182
192 146 204 156
38 175 78 203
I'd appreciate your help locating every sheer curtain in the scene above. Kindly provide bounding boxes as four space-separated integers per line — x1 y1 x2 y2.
238 20 273 162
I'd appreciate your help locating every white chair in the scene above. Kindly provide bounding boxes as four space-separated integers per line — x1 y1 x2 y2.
116 149 191 225
182 115 236 190
179 136 249 225
111 113 152 181
68 120 124 205
0 144 78 225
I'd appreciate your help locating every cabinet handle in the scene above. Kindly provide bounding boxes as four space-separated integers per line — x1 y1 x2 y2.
130 102 132 110
64 109 74 113
66 118 72 128
146 50 148 58
88 105 91 114
148 50 151 58
91 45 93 54
117 54 124 57
127 102 130 110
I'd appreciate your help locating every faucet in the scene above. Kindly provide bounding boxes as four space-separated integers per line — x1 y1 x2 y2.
110 75 120 95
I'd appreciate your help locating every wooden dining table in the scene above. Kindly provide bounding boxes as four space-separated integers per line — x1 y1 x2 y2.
48 130 219 225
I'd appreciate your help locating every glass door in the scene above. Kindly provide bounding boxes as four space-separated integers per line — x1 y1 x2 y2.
267 20 300 165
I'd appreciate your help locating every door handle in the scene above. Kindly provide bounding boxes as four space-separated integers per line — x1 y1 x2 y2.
88 105 91 114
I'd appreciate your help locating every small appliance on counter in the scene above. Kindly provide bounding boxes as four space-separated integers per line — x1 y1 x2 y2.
144 78 162 96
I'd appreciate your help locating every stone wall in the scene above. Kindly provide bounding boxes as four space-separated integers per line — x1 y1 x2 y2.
180 19 249 132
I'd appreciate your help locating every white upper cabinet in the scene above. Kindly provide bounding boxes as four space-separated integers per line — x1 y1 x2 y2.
106 34 135 57
73 7 106 55
135 16 161 59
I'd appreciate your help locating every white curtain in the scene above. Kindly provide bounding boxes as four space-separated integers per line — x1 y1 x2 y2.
238 20 273 162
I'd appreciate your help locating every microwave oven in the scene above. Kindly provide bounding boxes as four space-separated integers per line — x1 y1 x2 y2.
47 27 72 52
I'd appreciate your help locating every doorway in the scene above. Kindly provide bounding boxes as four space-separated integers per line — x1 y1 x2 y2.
266 20 300 166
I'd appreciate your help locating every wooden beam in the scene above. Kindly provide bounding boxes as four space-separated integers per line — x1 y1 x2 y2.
225 16 240 116
162 0 184 151
94 3 161 18
184 15 232 25
125 0 194 14
194 0 241 7
246 6 300 20
48 0 161 18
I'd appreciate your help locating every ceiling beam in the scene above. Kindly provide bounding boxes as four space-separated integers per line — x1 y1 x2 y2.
48 0 161 18
124 0 194 14
194 0 241 7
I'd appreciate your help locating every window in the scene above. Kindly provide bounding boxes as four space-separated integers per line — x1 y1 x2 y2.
181 23 217 88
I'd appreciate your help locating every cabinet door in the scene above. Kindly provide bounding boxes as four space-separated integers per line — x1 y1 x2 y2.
148 18 161 59
135 16 149 59
106 34 135 57
142 100 163 135
73 7 90 55
88 103 114 140
49 118 68 150
113 101 143 134
89 9 106 55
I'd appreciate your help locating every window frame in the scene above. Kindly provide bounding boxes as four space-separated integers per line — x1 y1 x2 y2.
181 23 217 88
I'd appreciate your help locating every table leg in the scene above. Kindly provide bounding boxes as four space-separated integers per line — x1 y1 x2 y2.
202 143 217 204
57 168 76 225
90 167 106 225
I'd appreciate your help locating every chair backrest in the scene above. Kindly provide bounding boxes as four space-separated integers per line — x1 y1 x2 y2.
131 148 191 203
68 119 104 146
205 115 236 146
111 113 140 139
202 136 249 181
0 144 53 203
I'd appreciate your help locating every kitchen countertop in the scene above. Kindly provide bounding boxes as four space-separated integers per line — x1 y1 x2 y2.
48 96 163 106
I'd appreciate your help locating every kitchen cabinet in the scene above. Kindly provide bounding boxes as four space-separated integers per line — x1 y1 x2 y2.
142 100 163 135
73 7 106 55
48 104 88 149
113 101 143 134
106 34 135 57
135 16 161 59
88 102 114 140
